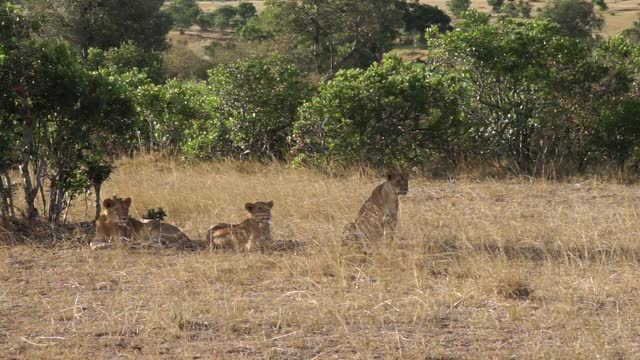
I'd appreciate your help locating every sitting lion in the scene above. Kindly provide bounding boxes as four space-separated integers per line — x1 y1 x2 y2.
206 201 273 252
90 196 192 250
344 171 409 244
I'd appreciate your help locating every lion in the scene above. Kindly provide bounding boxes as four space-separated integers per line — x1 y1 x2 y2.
343 171 409 244
206 201 274 252
90 196 192 250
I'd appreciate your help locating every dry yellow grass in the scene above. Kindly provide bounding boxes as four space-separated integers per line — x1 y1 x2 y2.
424 0 640 36
2 157 640 358
198 0 266 13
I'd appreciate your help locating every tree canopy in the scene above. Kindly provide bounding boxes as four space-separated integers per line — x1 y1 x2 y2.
26 0 172 56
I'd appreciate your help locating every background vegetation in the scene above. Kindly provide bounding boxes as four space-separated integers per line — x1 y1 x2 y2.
4 0 640 223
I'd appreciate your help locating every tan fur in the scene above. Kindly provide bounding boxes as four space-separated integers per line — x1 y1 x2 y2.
344 172 409 244
90 196 191 250
206 201 273 252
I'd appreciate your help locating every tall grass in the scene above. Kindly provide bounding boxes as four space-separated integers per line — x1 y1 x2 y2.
2 156 640 358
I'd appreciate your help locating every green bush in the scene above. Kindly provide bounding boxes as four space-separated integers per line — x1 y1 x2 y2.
426 12 632 175
87 42 165 84
134 79 217 154
196 56 313 158
540 0 603 39
448 0 471 17
291 57 459 167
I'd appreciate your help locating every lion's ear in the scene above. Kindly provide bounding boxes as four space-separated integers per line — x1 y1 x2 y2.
386 172 394 181
123 197 132 207
266 201 274 209
103 198 113 209
245 203 255 212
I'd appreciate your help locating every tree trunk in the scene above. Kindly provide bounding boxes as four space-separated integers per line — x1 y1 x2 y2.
376 46 385 64
1 173 16 218
19 110 39 219
94 181 102 221
0 176 7 217
47 167 67 224
48 184 67 224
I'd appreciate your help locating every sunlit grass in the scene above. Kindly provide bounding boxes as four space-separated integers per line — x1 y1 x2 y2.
2 156 640 358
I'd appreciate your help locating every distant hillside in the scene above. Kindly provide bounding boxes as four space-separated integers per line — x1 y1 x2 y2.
168 0 640 65
192 0 639 36
424 0 640 36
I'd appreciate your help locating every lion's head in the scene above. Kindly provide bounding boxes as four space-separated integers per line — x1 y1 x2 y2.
245 201 274 223
386 172 409 196
102 196 132 226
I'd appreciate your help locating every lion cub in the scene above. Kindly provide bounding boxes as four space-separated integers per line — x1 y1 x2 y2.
344 171 409 244
206 201 274 252
90 196 192 250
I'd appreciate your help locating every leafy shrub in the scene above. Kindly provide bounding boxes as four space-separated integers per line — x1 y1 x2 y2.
540 0 603 39
426 12 632 175
144 207 167 221
291 57 459 167
135 79 217 153
194 56 313 158
87 42 165 84
448 0 471 17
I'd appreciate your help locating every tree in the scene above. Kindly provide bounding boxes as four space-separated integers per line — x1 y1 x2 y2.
25 0 172 56
400 1 452 39
291 57 459 167
87 42 165 84
447 0 471 17
258 0 404 78
426 12 630 175
540 0 603 39
592 98 640 169
196 12 216 31
501 0 520 17
488 0 505 12
0 3 27 218
200 56 313 158
237 2 258 21
589 37 640 168
213 5 238 30
22 41 137 223
83 156 114 221
167 0 201 34
238 11 277 41
517 0 533 18
134 80 215 153
621 20 640 45
593 0 607 11
1 16 139 223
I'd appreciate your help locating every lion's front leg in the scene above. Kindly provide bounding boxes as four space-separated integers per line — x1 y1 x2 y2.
382 214 398 241
90 235 113 250
91 225 116 250
244 231 255 252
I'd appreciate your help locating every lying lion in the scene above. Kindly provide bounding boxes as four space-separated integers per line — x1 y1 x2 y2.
344 171 409 244
90 196 192 250
206 201 273 252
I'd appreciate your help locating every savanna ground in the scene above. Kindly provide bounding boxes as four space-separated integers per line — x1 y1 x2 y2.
2 157 640 358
